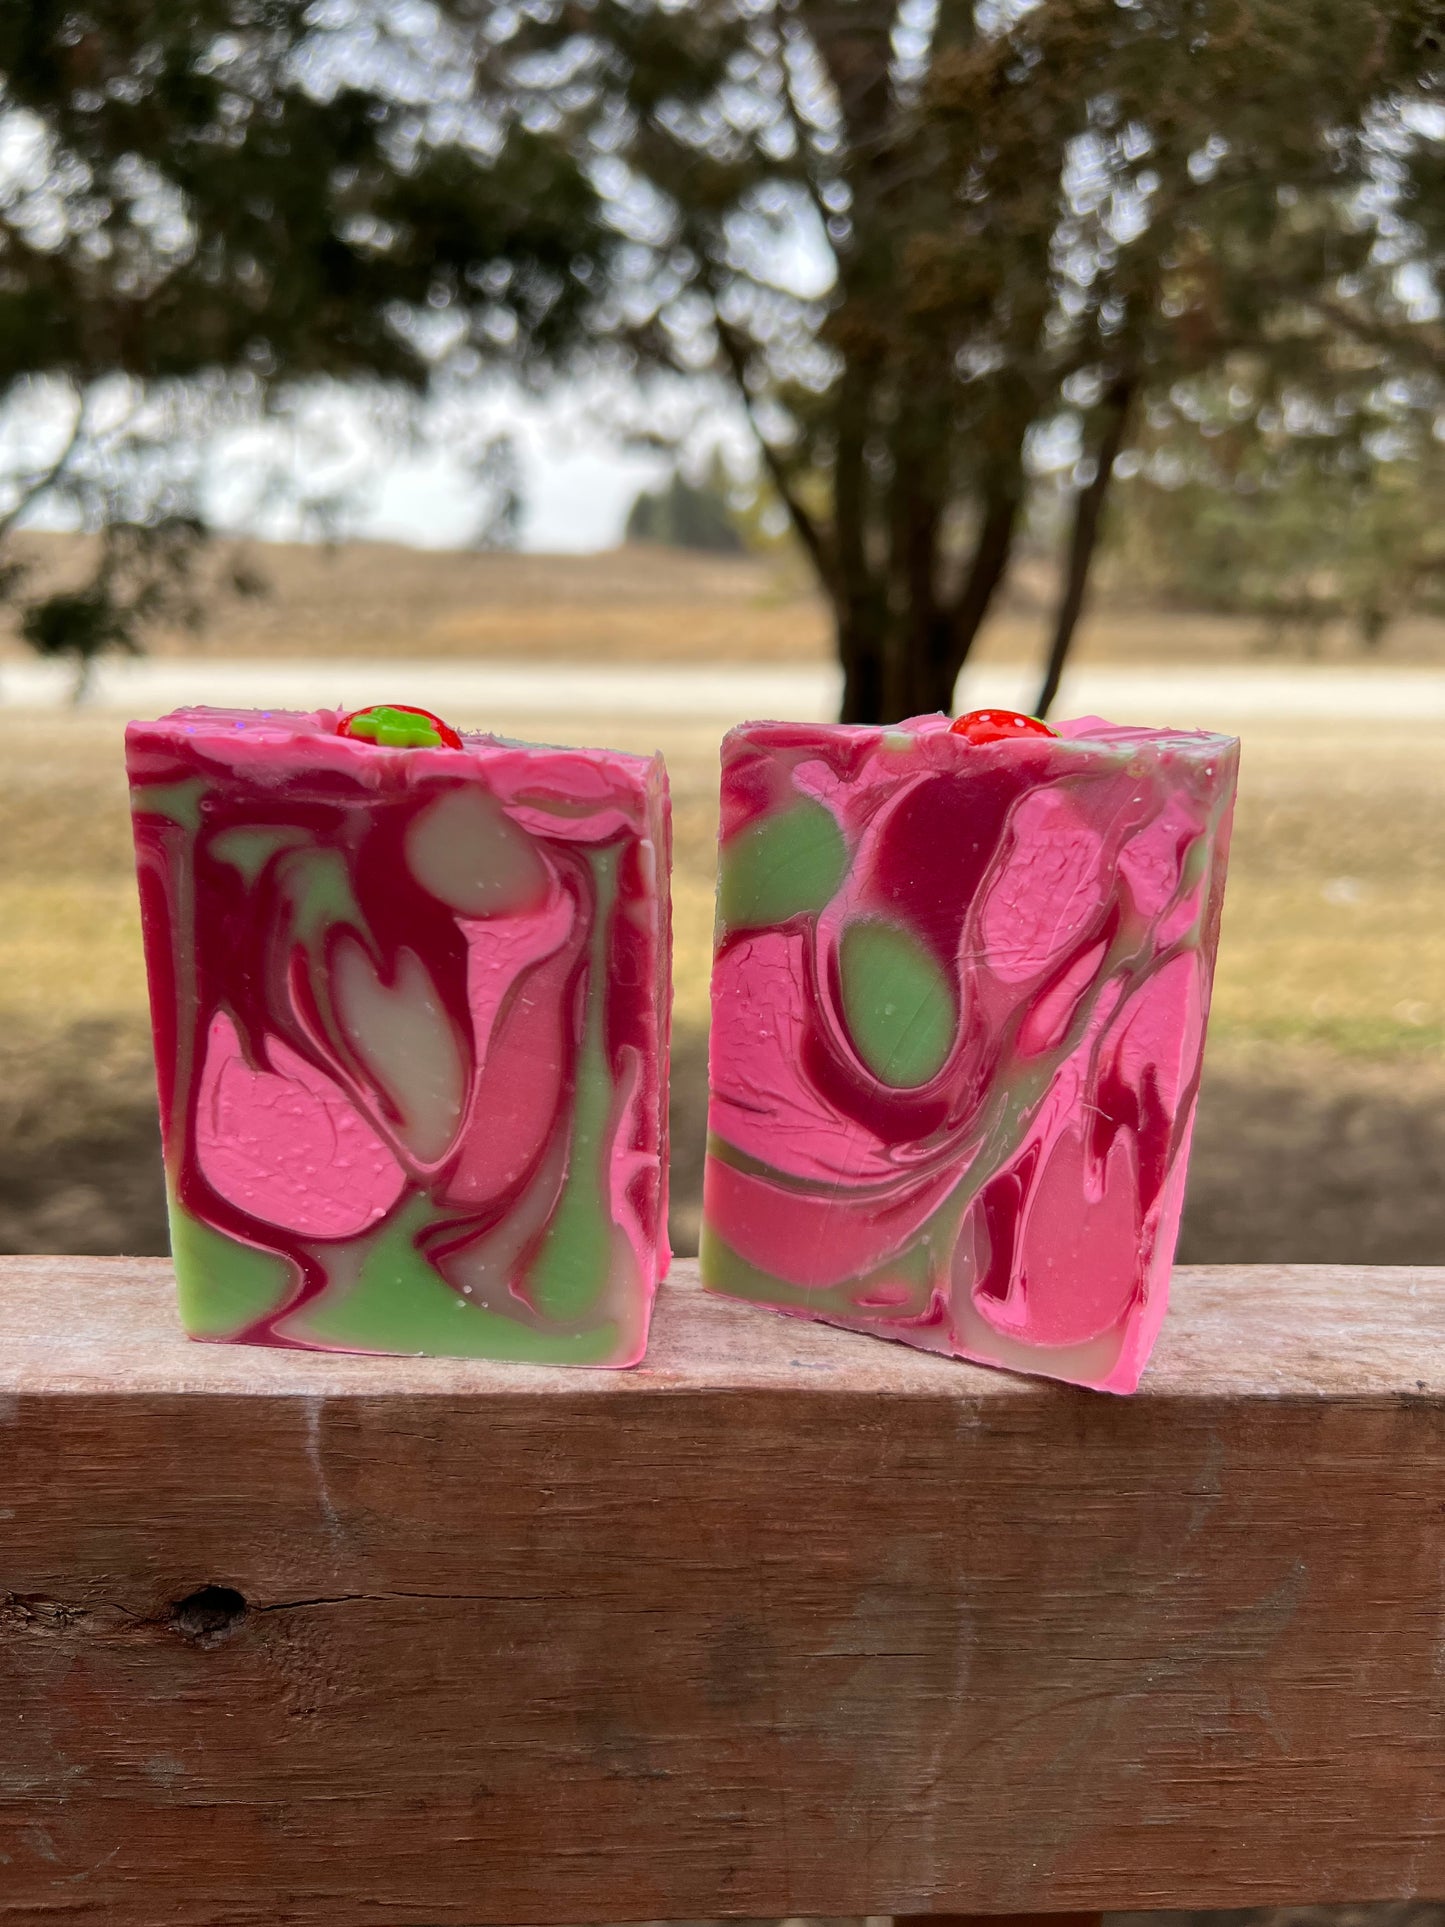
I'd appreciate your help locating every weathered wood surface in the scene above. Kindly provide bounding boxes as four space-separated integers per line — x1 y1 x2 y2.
0 1257 1442 1925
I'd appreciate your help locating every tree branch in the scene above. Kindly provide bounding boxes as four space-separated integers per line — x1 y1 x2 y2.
0 386 88 548
708 301 838 597
773 13 841 248
1310 293 1445 377
1035 370 1137 719
929 485 1019 707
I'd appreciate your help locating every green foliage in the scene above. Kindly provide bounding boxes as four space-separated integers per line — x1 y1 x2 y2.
19 514 206 698
498 0 1445 718
0 5 603 389
0 1 608 674
1111 373 1445 652
20 591 133 667
7 2 1445 709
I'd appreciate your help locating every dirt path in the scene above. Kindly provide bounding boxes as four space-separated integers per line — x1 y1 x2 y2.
8 657 1445 724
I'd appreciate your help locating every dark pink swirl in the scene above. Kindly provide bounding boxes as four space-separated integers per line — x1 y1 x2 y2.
128 707 671 1365
701 712 1236 1393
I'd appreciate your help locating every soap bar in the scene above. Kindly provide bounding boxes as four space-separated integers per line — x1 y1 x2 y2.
700 713 1237 1393
127 706 671 1364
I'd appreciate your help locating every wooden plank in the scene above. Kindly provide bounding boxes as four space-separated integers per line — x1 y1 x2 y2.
899 1916 1102 1927
0 1257 1441 1925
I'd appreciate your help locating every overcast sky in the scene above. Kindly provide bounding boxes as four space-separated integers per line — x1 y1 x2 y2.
360 437 662 551
286 391 686 553
199 374 756 554
2 372 742 556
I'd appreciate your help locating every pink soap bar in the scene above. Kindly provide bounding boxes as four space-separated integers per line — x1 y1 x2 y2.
700 712 1237 1393
127 707 671 1364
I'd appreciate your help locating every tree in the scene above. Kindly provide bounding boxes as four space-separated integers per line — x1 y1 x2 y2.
10 3 1442 714
625 453 745 552
1103 361 1445 654
504 0 1445 721
0 1 606 691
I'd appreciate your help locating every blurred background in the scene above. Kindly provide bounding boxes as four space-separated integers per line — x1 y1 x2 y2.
1 7 1445 1925
1 0 1444 1291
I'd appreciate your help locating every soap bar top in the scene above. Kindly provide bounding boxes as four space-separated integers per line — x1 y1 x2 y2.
127 704 662 798
703 709 1238 1394
127 706 670 1366
715 711 1235 970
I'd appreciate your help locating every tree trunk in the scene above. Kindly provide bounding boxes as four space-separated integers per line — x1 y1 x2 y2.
931 485 1022 711
1035 374 1136 719
71 652 97 707
830 457 1021 724
911 612 967 714
839 612 885 722
883 405 947 723
832 358 889 723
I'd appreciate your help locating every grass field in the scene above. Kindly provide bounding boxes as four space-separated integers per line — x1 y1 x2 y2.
9 530 1445 667
2 693 1444 1263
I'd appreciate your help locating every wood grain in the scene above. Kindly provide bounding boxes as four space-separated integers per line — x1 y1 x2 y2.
0 1257 1442 1924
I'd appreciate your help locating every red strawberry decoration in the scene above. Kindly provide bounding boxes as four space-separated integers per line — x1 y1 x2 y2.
950 708 1057 745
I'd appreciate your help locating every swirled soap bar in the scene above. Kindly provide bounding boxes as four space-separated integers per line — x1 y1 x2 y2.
127 705 671 1364
700 712 1237 1393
